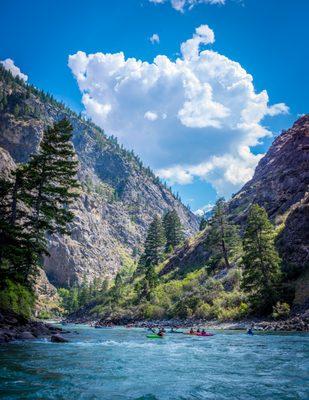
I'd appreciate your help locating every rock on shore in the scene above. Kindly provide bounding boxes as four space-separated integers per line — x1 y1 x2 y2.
0 308 68 344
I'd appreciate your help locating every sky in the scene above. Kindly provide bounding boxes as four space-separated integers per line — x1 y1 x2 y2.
1 0 308 214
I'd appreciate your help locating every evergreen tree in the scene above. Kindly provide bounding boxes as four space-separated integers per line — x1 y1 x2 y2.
24 118 79 253
140 215 165 267
78 276 91 306
241 204 282 314
13 103 20 117
205 198 241 269
163 209 184 252
0 167 38 284
111 272 123 304
0 118 79 286
199 216 207 231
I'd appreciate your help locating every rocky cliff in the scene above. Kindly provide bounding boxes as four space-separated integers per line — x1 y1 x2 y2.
229 115 309 224
159 115 309 306
0 66 199 287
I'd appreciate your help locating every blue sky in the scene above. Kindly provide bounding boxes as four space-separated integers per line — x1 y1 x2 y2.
1 0 308 213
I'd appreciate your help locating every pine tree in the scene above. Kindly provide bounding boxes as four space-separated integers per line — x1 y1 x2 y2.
110 272 123 305
13 103 20 117
205 198 241 269
0 118 79 286
144 263 158 300
241 204 282 314
199 216 207 231
0 168 38 284
24 118 80 253
163 209 184 252
140 215 165 267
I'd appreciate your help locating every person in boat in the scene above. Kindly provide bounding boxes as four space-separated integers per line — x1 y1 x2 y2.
148 325 156 333
247 327 254 335
158 328 165 337
196 328 200 333
201 329 207 336
189 327 194 334
170 327 175 333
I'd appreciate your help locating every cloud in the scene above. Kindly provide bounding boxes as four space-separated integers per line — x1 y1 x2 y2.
1 58 28 81
150 33 160 44
144 111 158 121
194 203 214 217
181 24 215 60
149 0 225 13
68 24 288 197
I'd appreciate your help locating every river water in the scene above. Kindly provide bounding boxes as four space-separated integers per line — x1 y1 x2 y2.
0 324 308 399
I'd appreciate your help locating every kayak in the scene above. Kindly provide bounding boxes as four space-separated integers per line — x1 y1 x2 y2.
146 334 164 339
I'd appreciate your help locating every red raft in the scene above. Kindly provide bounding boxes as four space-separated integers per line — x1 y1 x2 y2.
184 332 214 337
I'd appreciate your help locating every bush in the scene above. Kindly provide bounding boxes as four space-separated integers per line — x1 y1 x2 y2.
0 279 35 318
143 304 166 319
38 310 52 319
194 303 213 319
272 302 290 319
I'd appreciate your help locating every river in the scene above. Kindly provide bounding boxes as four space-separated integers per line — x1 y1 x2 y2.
0 324 308 399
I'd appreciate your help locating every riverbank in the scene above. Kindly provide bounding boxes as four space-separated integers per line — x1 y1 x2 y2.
0 309 69 343
66 309 309 332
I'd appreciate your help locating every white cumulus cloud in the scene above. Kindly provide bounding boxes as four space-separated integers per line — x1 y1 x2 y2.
1 58 28 81
194 203 214 217
150 33 160 44
149 0 225 13
144 111 158 121
68 24 288 197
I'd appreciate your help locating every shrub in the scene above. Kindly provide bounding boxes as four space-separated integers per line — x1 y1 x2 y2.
272 302 290 319
194 303 213 319
38 310 52 319
143 304 166 319
0 279 35 318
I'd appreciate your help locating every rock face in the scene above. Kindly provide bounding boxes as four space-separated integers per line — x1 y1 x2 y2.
0 67 199 287
34 269 63 317
229 115 309 224
159 116 309 309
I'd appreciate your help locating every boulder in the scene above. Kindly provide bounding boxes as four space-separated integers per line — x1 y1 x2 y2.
16 331 36 340
51 334 69 343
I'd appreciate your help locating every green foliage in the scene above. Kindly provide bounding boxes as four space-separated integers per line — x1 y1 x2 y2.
140 215 165 268
199 216 208 231
272 302 290 320
242 204 282 315
0 119 80 288
58 277 111 314
13 103 20 117
205 198 242 269
0 279 35 318
38 310 52 320
163 209 184 251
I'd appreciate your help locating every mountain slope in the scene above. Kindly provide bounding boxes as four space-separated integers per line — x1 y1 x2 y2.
159 116 309 287
229 115 309 224
0 66 198 287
